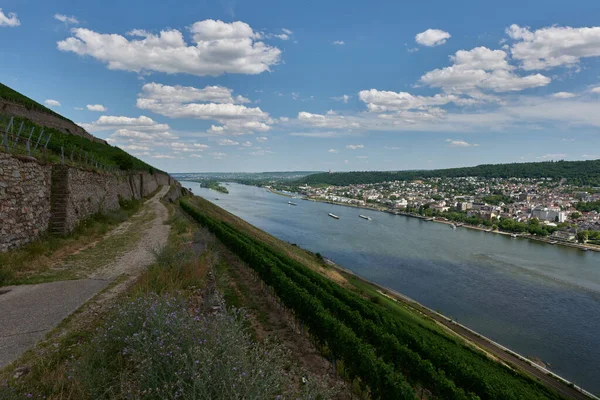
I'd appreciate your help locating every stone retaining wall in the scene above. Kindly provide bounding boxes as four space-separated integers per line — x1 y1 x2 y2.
0 152 178 252
0 153 52 252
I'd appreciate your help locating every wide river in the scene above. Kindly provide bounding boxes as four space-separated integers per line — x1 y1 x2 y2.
182 181 600 395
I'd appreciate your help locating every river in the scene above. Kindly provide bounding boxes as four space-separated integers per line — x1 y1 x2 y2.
182 181 600 395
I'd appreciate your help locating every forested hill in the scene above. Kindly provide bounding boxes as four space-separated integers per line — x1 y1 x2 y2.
298 159 600 187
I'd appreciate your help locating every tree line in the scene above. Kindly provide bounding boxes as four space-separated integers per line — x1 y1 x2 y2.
297 160 600 187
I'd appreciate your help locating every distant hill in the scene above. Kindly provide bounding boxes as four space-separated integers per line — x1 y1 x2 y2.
0 82 92 139
298 159 600 187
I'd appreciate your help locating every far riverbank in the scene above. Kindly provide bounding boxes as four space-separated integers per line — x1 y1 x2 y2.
302 194 600 253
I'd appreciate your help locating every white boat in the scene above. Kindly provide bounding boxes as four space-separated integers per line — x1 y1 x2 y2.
288 201 297 206
450 224 456 229
359 215 371 220
328 213 339 219
511 234 518 238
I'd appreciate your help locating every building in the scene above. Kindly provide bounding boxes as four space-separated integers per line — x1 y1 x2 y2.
457 202 473 211
531 206 567 223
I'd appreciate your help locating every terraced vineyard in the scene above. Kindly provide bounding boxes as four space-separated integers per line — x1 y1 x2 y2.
181 198 567 400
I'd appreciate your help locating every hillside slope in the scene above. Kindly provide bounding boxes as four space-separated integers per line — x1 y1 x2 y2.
298 159 600 187
0 82 95 140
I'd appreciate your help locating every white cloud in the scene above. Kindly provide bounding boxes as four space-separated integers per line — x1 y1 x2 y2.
332 40 345 45
137 82 271 135
81 115 169 132
421 46 551 93
151 154 176 159
356 155 368 159
291 92 300 100
242 141 252 147
415 29 450 47
212 152 227 159
282 28 293 35
328 148 339 153
57 20 281 76
346 144 364 150
507 24 600 70
189 154 203 158
218 139 239 146
249 149 273 156
331 94 350 103
385 146 401 150
446 139 479 147
256 136 268 142
0 9 20 27
139 82 250 105
86 104 107 112
54 13 78 24
551 92 576 99
591 87 600 94
297 111 360 129
44 99 61 107
359 89 461 112
111 128 178 141
537 153 566 160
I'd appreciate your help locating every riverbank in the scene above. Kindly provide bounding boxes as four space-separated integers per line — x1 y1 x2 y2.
323 257 598 400
266 187 294 197
306 196 600 253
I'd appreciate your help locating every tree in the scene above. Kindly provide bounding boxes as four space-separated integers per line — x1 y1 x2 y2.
570 212 582 220
577 231 589 243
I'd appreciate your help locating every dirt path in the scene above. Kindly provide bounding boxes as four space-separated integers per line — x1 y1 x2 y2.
0 186 171 369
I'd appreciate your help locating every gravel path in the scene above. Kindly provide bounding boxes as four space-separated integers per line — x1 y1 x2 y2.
0 186 171 368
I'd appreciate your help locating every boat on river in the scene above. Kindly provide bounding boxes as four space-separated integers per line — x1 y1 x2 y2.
359 215 371 220
215 197 220 200
288 201 298 206
328 213 339 219
511 234 518 238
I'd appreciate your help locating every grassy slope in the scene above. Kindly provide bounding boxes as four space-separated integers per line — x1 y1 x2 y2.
0 82 72 122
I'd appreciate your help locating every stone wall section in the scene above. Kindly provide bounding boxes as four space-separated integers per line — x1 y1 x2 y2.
63 168 134 232
1 152 178 251
0 153 52 252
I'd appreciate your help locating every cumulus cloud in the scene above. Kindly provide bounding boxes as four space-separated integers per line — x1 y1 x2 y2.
331 94 350 103
359 89 461 112
591 87 600 94
332 40 345 45
537 153 566 160
507 24 600 70
86 104 107 112
446 139 479 147
81 115 170 132
218 139 239 146
328 148 339 153
256 136 268 142
242 141 252 147
551 92 576 99
57 20 281 76
212 152 227 159
346 144 364 150
0 9 20 27
54 13 78 24
420 46 551 93
415 29 450 47
297 111 360 129
137 82 271 135
44 99 61 107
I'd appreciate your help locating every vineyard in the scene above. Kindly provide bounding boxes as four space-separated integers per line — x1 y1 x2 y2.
180 198 567 400
1 114 154 172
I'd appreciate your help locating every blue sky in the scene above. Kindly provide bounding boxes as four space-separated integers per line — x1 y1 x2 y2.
2 0 600 173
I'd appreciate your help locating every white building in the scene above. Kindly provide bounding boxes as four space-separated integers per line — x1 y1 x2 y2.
531 207 567 223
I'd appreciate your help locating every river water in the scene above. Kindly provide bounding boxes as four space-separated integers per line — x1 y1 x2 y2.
182 181 600 395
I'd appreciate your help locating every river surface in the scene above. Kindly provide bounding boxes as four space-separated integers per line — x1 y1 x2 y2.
182 181 600 395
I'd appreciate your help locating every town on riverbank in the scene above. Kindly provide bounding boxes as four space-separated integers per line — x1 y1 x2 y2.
288 176 600 252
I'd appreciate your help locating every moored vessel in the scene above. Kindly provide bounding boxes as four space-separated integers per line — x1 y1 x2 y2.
328 213 339 219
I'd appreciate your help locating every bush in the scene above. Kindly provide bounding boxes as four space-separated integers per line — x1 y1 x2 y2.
74 293 334 399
